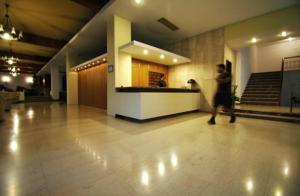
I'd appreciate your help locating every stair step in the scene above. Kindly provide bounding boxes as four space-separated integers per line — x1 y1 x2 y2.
241 98 280 102
248 81 281 85
234 109 300 118
245 88 281 91
249 77 281 80
241 100 279 106
252 71 281 76
244 89 280 92
242 94 280 98
25 96 53 102
247 83 281 88
221 112 300 123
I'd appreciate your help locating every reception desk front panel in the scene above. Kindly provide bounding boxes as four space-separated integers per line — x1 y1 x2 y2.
115 87 200 121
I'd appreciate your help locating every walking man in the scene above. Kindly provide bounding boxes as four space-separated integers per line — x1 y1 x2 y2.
208 64 236 125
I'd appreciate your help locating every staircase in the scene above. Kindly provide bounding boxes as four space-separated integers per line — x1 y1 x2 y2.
25 96 53 102
222 109 300 123
241 71 282 106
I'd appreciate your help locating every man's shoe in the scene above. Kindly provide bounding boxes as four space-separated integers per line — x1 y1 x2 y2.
229 115 236 123
208 118 216 125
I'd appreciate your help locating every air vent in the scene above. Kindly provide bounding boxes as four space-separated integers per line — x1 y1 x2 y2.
157 18 179 31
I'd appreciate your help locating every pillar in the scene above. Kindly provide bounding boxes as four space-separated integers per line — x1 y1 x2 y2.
66 52 78 105
107 15 132 116
50 64 60 100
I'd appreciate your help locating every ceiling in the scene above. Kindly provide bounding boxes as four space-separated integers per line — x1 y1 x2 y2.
120 41 191 65
0 0 110 74
32 0 299 74
115 0 300 46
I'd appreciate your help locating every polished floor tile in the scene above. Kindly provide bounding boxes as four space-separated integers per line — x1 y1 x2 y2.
0 102 300 196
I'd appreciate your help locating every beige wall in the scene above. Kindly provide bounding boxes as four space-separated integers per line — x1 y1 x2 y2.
166 28 225 112
255 38 300 73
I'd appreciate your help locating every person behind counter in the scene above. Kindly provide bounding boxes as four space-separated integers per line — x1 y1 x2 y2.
157 74 167 88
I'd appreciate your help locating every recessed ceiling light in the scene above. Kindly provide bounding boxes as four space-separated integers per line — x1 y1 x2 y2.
143 50 149 55
160 54 165 59
173 58 178 63
288 37 293 42
135 0 143 4
281 31 287 37
103 58 106 61
97 60 100 63
251 37 257 43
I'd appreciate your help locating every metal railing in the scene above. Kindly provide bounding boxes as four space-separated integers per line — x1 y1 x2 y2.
280 56 300 106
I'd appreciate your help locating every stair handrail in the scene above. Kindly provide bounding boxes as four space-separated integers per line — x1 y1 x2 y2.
280 55 300 105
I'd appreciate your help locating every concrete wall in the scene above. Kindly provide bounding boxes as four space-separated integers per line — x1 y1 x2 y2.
0 73 34 91
166 28 225 112
224 44 236 84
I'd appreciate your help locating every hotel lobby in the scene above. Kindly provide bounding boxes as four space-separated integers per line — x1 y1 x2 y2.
0 0 300 195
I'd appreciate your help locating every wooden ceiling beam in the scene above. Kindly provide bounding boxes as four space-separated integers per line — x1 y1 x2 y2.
0 69 36 74
0 61 44 68
20 32 67 49
71 0 109 13
0 66 41 71
0 51 51 63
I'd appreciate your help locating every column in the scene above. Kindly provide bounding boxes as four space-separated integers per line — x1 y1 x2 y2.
50 64 60 100
107 15 132 116
66 52 78 105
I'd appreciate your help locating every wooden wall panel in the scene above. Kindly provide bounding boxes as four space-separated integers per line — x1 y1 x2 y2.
132 59 169 87
78 63 107 109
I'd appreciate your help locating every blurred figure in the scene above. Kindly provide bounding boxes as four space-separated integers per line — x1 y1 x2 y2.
158 74 167 88
208 64 236 125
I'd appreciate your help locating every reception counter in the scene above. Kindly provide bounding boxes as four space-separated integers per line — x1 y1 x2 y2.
115 87 200 122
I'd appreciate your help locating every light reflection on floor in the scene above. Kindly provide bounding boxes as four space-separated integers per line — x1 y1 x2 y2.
0 102 300 195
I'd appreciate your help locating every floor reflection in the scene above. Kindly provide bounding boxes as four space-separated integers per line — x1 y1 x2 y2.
0 103 300 195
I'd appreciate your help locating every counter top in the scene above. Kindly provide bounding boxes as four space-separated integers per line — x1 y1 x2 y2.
116 87 200 93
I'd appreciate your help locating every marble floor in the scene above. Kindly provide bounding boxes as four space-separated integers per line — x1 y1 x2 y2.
0 102 300 196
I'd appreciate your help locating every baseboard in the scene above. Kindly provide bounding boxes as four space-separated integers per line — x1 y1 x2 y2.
116 110 200 123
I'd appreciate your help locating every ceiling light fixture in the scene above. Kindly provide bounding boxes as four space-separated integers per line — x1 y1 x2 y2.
173 58 178 63
135 0 143 5
2 55 18 65
0 4 23 41
251 37 257 43
281 31 287 37
143 49 149 55
2 43 19 65
102 58 106 61
288 37 293 42
8 66 21 77
160 54 165 59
